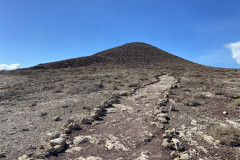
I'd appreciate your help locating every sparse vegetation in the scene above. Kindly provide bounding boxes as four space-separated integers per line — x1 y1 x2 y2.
183 98 201 106
83 106 92 111
228 99 240 110
166 89 173 94
214 91 224 95
210 125 240 146
127 83 139 88
194 93 208 99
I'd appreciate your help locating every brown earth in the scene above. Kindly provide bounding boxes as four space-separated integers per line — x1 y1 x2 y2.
51 75 175 160
0 42 240 160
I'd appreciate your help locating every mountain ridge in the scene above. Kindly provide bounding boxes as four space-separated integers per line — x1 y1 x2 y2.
30 42 198 69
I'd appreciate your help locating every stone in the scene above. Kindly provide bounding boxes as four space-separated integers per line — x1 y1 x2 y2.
162 133 172 139
46 146 55 154
164 94 169 99
223 111 228 115
80 117 92 124
62 104 69 108
96 105 105 110
91 108 102 119
161 138 173 148
158 99 168 106
59 134 67 138
101 101 112 108
156 113 168 118
180 153 190 160
18 155 31 160
64 128 72 134
54 145 64 153
63 118 74 127
35 153 45 159
0 152 6 158
150 122 165 129
229 140 239 146
47 132 60 140
67 117 74 124
67 123 81 130
30 145 37 149
156 117 168 124
109 97 120 104
161 107 168 113
170 105 176 111
53 115 61 121
172 138 184 151
50 138 66 147
170 128 176 135
170 151 180 158
176 78 181 83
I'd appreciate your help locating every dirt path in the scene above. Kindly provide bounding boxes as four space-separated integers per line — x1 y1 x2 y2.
52 75 175 160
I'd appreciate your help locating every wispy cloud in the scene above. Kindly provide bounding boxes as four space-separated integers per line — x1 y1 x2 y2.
225 41 240 64
0 64 21 70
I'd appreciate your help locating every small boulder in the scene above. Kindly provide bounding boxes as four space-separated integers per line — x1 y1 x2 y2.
91 108 102 119
170 105 176 111
18 155 30 160
158 99 168 106
80 117 92 124
164 94 169 99
35 153 46 159
180 153 190 160
63 117 74 127
96 105 105 110
160 107 168 113
170 128 176 135
172 138 184 151
54 145 64 153
162 133 172 139
47 132 60 140
156 117 168 124
156 113 168 119
63 128 72 134
0 152 6 158
53 115 61 121
229 140 239 146
67 123 81 130
50 138 66 147
46 146 55 154
223 111 228 115
150 122 164 129
161 138 173 148
170 151 180 158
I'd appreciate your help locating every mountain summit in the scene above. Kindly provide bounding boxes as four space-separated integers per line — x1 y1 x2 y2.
31 42 196 69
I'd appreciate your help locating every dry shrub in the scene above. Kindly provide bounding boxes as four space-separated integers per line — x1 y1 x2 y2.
183 98 201 106
193 93 208 99
210 125 240 146
228 99 240 110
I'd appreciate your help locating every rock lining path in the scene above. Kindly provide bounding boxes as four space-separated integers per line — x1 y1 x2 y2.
52 75 175 160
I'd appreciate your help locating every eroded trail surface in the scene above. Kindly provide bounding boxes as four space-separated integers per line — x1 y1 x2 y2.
54 75 175 160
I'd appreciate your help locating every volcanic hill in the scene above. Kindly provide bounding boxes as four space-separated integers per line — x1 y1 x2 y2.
0 42 240 160
31 42 197 70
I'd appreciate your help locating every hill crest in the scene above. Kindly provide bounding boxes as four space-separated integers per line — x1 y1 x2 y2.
31 42 196 69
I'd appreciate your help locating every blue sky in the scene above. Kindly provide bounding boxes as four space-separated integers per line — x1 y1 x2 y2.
1 0 240 69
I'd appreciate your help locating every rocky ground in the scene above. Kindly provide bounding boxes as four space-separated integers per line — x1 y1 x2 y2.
1 43 240 159
49 75 175 160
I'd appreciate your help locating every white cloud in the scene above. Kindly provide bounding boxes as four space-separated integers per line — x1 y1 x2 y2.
0 63 21 70
225 41 240 64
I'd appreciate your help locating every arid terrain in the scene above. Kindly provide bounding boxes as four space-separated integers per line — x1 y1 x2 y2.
0 42 240 160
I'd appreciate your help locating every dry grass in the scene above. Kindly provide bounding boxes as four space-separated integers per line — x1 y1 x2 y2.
193 93 208 99
183 98 201 106
210 125 240 146
228 99 240 110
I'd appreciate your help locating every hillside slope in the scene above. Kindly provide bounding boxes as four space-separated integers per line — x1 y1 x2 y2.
31 42 197 69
